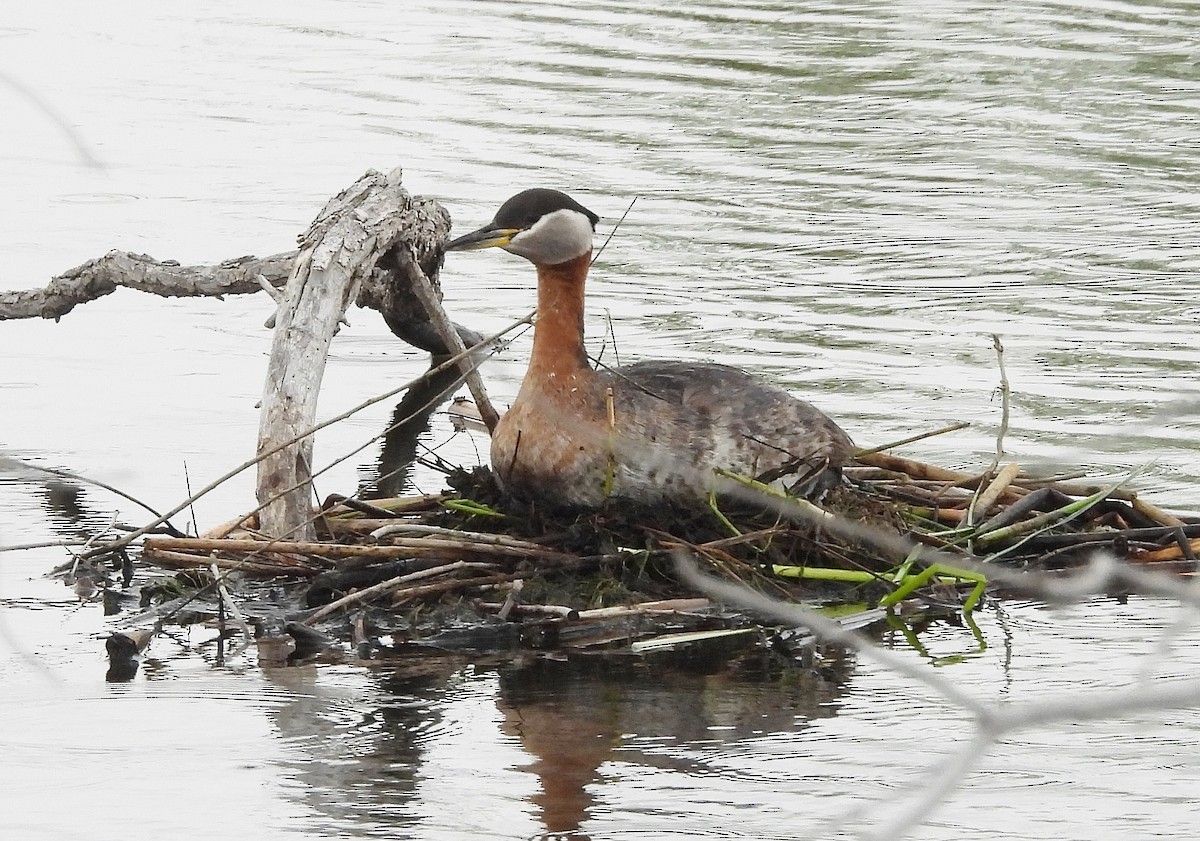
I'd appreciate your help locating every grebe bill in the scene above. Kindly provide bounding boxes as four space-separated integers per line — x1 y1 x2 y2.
445 188 854 509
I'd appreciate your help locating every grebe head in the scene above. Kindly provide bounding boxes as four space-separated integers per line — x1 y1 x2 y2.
444 188 599 266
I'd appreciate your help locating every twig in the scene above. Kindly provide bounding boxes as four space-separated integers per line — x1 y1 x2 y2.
141 548 315 577
591 195 638 265
143 535 569 563
82 313 533 560
968 461 1021 529
852 422 971 458
596 308 622 369
965 336 1013 531
388 573 521 606
211 561 252 656
476 601 579 620
302 560 496 624
23 464 185 536
989 334 1011 469
0 538 92 553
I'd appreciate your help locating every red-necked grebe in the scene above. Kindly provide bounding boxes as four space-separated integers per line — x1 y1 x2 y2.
445 188 854 509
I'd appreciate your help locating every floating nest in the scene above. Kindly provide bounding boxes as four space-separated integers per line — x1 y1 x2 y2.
88 448 1198 673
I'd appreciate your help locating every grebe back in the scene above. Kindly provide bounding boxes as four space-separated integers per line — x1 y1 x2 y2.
445 189 854 509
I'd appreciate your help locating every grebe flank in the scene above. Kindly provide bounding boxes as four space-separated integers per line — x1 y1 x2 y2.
444 188 854 509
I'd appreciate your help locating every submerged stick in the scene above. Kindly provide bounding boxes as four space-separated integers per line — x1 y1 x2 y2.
211 561 253 656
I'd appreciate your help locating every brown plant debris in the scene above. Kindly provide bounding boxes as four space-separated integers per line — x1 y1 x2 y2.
115 450 1199 670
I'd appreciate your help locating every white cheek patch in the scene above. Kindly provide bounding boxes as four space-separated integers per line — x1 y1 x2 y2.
507 209 594 264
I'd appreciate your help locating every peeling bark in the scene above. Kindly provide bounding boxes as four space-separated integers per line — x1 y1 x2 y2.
1 223 482 357
256 168 453 540
0 251 295 320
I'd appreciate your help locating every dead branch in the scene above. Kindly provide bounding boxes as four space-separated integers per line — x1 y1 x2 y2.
0 250 295 321
1 186 483 357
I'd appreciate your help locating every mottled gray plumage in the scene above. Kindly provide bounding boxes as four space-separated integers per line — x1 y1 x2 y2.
445 189 853 509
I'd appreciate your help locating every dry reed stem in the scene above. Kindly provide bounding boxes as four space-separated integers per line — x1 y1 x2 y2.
303 560 494 623
143 535 571 564
140 548 315 576
971 462 1022 523
856 451 1139 502
575 598 711 619
368 523 552 552
1131 497 1186 528
388 573 524 607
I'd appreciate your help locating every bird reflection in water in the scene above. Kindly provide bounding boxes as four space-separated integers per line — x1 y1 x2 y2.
260 650 855 839
494 652 854 838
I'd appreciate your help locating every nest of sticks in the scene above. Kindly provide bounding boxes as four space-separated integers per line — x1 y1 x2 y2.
114 446 1198 668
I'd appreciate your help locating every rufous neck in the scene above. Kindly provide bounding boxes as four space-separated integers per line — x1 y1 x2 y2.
529 251 592 375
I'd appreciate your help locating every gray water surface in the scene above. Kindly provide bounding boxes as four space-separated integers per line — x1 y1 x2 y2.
2 2 1199 838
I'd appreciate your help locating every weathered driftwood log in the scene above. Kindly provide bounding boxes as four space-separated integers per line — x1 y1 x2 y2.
256 168 452 540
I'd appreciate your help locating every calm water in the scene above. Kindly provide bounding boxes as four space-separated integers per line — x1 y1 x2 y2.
2 1 1199 838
